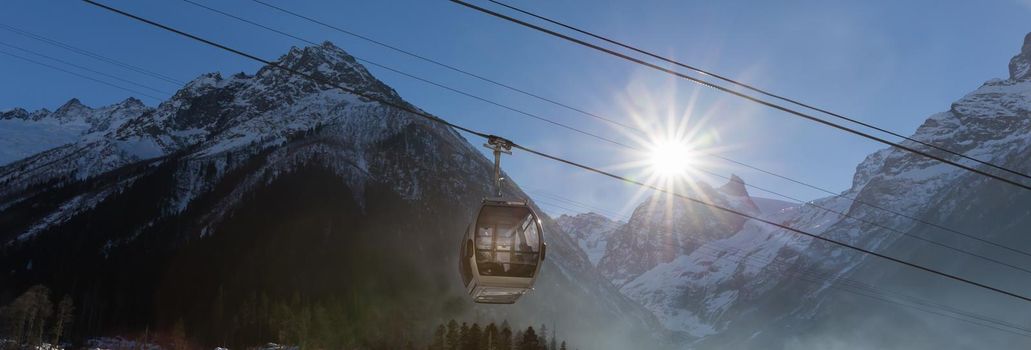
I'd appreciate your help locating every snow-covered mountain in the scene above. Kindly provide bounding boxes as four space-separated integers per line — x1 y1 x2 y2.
556 212 622 266
750 196 795 215
566 32 1031 348
0 97 152 178
6 30 1031 349
0 42 663 349
597 175 760 288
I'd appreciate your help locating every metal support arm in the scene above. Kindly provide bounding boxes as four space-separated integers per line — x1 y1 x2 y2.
484 135 513 198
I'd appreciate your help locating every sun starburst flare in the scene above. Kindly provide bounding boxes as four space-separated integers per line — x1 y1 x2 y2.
598 75 751 240
648 139 696 179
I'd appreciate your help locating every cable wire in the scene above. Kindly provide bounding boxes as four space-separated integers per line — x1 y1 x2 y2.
450 0 1031 194
514 143 1031 303
532 196 1031 337
529 189 629 221
176 0 631 149
221 0 1031 261
702 149 1031 259
183 0 1031 266
0 23 185 86
0 48 163 101
483 0 1031 184
266 0 1031 259
0 40 172 96
248 0 1031 210
247 0 639 133
688 167 1031 276
81 0 1031 304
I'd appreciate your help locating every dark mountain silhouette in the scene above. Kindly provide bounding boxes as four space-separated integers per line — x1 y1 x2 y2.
0 42 662 349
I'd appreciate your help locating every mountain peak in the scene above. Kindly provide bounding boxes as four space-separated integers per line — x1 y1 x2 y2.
1009 32 1031 80
718 174 749 197
52 98 91 123
262 41 400 101
118 97 145 109
1 107 29 121
56 98 85 111
274 41 363 77
572 211 613 220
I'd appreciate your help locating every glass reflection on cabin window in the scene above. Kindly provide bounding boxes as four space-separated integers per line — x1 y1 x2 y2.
475 206 540 277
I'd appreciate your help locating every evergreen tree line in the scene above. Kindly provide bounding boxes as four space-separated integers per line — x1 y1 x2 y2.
1 285 576 350
200 288 424 349
427 320 571 350
0 285 75 347
1 284 419 349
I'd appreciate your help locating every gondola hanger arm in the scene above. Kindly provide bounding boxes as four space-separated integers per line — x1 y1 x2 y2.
484 135 513 198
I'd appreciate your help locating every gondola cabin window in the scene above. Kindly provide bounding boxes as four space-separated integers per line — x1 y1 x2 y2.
474 205 541 278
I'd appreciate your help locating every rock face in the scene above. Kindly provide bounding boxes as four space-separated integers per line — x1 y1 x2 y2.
556 212 622 266
1009 32 1031 81
587 176 769 338
0 42 662 349
597 179 759 289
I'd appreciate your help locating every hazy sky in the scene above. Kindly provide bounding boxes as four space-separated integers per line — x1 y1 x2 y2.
2 0 1029 219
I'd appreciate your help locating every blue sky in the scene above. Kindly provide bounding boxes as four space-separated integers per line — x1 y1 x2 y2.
1 0 1029 219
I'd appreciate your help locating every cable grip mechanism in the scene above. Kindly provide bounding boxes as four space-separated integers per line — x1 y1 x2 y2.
483 135 513 198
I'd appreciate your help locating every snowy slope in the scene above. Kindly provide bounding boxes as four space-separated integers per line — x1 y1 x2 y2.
0 42 416 238
590 175 773 336
0 41 489 246
562 32 1031 347
750 196 795 215
596 175 759 288
704 32 1031 349
0 109 84 165
0 98 151 166
556 212 622 266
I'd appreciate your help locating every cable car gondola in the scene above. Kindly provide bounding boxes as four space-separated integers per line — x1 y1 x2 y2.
459 137 546 304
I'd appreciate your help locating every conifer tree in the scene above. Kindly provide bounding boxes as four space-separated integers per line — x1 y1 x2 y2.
512 330 523 350
549 325 557 350
484 323 498 350
430 324 446 350
465 323 482 350
3 285 54 346
51 295 74 345
459 322 470 350
559 341 567 350
499 321 513 350
520 327 540 350
446 320 461 350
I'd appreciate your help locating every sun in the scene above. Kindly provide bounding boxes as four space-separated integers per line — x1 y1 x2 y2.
600 73 747 219
648 139 695 178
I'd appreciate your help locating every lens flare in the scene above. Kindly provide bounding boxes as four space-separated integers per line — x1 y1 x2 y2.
599 73 747 223
648 139 695 178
